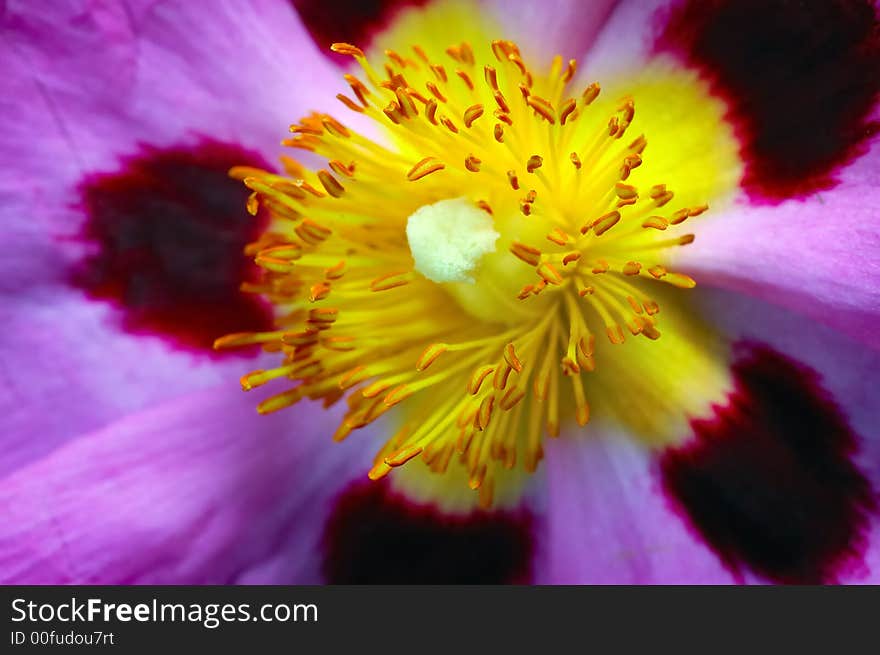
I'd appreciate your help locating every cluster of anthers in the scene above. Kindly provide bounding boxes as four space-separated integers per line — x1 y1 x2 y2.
216 38 708 507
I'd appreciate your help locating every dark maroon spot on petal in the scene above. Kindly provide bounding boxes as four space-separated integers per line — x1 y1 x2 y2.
322 480 533 583
655 0 880 202
292 0 429 64
660 342 877 584
71 139 273 356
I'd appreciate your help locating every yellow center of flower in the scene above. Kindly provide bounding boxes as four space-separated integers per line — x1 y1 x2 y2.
217 22 741 508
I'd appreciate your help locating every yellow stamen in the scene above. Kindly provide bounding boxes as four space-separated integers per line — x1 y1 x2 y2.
221 35 719 508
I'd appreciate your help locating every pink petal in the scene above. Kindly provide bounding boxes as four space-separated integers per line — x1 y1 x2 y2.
654 0 880 202
586 0 880 204
0 0 361 465
659 339 876 584
0 386 374 584
693 288 880 441
1 0 354 286
578 0 667 81
537 431 736 584
3 0 345 160
580 0 880 350
537 290 880 584
482 0 618 64
671 138 880 351
292 0 618 67
673 289 880 583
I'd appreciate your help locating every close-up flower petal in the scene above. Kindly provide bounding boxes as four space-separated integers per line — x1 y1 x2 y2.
0 388 371 584
670 145 880 350
1 0 878 589
0 0 352 464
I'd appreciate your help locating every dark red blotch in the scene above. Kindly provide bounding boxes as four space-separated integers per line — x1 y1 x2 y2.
660 342 877 584
292 0 429 63
322 480 533 583
655 0 880 202
71 139 273 355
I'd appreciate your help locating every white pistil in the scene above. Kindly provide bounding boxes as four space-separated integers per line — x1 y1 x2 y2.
406 197 499 283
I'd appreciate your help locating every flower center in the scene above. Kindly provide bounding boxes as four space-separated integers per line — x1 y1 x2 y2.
218 38 712 507
405 197 499 283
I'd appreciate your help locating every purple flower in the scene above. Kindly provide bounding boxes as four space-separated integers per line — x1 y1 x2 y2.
1 0 878 584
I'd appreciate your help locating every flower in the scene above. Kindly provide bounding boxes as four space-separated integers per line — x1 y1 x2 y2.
1 0 878 584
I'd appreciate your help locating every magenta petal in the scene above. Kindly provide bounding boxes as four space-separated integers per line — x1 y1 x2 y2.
0 286 289 477
69 139 276 354
688 289 880 582
578 0 668 81
1 0 356 288
320 479 534 583
292 0 431 64
865 521 880 584
660 341 876 584
655 0 880 202
2 0 346 157
671 137 880 351
0 0 363 464
293 0 617 68
536 433 736 584
484 0 618 64
587 0 880 203
538 290 880 584
122 0 352 154
0 387 372 584
693 289 880 475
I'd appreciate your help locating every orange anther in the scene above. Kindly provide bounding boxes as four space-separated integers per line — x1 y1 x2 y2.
416 343 448 371
441 116 459 133
383 385 413 408
425 99 439 124
670 208 690 225
537 262 563 285
493 90 510 113
309 282 331 302
559 98 577 125
370 271 410 291
526 95 556 123
484 65 499 90
507 170 520 190
615 182 638 200
317 170 345 198
463 103 484 128
587 211 621 236
510 242 542 266
591 259 610 274
582 82 601 105
504 343 524 372
642 216 669 230
476 395 495 430
330 43 364 58
385 444 423 466
546 228 571 246
456 69 475 90
426 81 446 102
468 365 496 395
406 156 445 181
622 261 642 276
336 94 365 112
